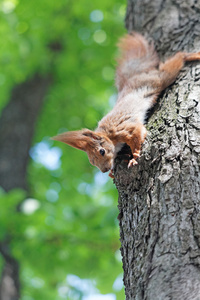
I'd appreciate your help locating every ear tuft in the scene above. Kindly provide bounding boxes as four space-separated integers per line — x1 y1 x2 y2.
51 135 63 142
51 129 99 152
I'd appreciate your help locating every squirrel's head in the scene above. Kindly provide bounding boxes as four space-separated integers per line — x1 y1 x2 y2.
52 129 114 173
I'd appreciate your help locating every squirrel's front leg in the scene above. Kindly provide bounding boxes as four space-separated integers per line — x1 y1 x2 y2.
116 123 147 168
127 124 147 168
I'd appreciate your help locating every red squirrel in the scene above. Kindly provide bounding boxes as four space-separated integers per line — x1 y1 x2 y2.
52 32 200 178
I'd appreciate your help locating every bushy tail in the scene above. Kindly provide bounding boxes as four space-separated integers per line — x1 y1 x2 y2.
115 32 159 91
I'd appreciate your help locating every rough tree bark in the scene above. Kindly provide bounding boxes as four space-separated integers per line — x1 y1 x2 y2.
114 1 200 299
0 75 51 300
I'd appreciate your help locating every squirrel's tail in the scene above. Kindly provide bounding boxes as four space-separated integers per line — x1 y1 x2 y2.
115 32 159 91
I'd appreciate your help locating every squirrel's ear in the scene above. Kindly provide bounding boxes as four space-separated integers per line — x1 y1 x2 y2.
51 129 101 151
81 129 102 140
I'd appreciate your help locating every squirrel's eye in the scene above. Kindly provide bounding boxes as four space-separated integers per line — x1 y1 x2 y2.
99 149 105 156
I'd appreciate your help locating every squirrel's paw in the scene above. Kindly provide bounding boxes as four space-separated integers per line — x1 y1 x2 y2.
133 150 140 158
109 169 114 178
127 150 140 167
128 158 138 168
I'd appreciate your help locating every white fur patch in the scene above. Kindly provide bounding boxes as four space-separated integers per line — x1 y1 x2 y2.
117 87 155 123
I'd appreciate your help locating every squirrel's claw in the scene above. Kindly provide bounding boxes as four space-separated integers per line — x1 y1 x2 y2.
128 158 138 168
109 169 114 178
133 150 140 158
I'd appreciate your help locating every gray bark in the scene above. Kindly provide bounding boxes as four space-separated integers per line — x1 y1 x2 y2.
0 75 51 300
114 1 200 299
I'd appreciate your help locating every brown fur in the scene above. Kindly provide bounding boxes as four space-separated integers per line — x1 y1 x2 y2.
52 32 200 178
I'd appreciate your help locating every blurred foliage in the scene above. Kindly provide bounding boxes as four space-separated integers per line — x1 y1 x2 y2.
0 0 126 299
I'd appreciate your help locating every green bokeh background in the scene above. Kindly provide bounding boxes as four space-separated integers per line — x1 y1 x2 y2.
0 0 126 299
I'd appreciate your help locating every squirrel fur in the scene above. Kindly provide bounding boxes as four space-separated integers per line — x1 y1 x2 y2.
53 32 200 178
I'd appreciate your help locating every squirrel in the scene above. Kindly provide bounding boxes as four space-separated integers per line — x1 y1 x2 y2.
52 32 200 178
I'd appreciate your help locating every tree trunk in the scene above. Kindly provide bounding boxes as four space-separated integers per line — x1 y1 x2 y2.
115 1 200 299
0 75 51 191
0 75 51 300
